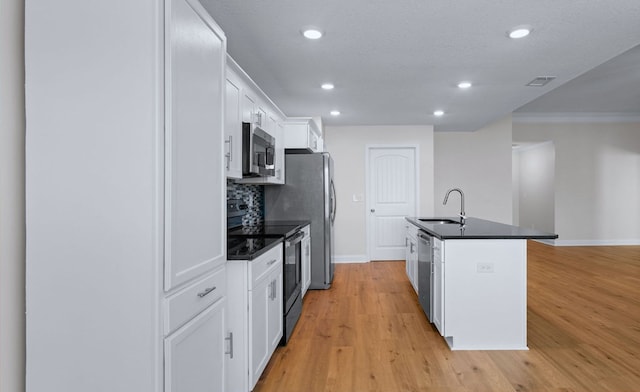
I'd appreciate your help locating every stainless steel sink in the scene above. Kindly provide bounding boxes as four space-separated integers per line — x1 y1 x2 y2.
418 218 461 224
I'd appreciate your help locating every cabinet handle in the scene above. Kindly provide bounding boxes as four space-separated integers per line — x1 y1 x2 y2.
225 332 234 359
197 286 216 298
268 280 274 300
266 259 277 266
225 135 233 161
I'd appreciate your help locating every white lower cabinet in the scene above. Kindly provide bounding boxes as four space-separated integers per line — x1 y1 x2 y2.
301 224 311 298
164 295 227 392
432 238 444 336
433 239 528 350
250 267 283 386
164 265 228 392
228 244 284 392
405 224 419 293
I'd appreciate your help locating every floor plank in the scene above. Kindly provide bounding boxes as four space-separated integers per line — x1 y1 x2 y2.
254 241 640 392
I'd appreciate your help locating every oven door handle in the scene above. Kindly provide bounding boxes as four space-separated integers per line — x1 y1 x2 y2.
285 231 305 247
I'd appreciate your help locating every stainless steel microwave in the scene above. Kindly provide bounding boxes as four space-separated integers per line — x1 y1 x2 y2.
242 122 275 177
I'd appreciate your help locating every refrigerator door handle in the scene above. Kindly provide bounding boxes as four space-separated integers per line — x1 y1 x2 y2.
330 180 337 224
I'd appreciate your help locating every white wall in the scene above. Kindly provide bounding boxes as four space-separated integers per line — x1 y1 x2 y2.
0 0 25 390
434 116 513 224
514 121 640 245
515 142 555 233
324 125 434 262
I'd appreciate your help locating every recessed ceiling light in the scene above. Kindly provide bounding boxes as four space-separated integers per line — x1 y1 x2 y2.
302 29 323 39
433 110 445 117
508 27 531 39
330 110 340 116
457 81 472 89
321 83 334 90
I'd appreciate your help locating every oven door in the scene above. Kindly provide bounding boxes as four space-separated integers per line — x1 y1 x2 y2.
283 231 304 312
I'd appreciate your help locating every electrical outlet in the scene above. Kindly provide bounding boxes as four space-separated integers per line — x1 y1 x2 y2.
477 262 494 273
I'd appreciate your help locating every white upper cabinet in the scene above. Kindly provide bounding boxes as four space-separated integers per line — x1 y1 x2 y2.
228 56 286 185
283 117 323 152
225 75 243 179
165 0 226 290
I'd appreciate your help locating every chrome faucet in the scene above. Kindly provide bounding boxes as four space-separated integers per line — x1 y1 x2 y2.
443 188 466 222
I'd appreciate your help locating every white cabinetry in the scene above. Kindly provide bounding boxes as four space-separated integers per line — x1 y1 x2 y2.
165 0 226 290
434 239 528 350
283 117 322 152
164 266 228 392
225 75 243 178
25 0 227 390
250 263 283 386
405 224 419 293
228 244 284 392
228 57 286 185
432 238 444 335
301 224 312 297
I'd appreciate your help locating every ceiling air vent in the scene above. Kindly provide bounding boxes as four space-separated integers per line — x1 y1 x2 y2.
526 76 556 87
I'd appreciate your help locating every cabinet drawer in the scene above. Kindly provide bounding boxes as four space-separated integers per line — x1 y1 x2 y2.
165 265 226 335
249 243 282 289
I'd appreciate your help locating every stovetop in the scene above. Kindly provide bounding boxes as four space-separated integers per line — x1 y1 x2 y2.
228 223 304 238
227 236 283 260
227 220 310 260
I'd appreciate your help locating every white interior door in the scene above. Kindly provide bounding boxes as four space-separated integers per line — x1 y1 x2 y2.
367 146 417 261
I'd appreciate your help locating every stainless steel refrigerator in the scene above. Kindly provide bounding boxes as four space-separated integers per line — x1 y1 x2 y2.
265 152 336 289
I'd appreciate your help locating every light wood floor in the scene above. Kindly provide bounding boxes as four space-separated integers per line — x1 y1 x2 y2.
254 241 640 392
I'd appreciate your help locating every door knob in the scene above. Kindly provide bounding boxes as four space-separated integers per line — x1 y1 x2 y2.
370 209 375 213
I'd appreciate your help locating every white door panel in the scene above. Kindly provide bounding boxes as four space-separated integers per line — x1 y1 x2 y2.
367 147 417 260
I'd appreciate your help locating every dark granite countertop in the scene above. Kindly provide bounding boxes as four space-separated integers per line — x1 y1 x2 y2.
226 220 310 260
405 217 558 240
227 237 283 261
227 220 310 238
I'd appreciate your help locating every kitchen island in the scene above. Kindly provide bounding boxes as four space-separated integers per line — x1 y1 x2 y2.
405 217 557 350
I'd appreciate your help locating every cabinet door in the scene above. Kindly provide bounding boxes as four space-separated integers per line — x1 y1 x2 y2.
165 0 226 289
249 276 270 389
164 297 226 392
405 226 411 276
302 237 311 297
268 271 284 352
264 117 285 185
225 77 242 178
242 92 255 123
275 122 285 183
433 240 444 335
256 106 267 129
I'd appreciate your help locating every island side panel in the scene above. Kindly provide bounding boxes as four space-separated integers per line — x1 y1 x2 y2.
444 239 527 350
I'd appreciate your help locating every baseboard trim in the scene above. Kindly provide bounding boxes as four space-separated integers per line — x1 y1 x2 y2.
552 239 640 246
333 255 369 263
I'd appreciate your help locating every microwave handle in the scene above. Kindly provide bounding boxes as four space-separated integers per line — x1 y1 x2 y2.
265 145 275 170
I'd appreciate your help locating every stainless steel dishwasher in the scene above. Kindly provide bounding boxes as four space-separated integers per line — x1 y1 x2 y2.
417 230 433 322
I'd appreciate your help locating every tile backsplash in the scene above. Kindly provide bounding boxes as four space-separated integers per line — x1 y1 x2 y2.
227 180 264 228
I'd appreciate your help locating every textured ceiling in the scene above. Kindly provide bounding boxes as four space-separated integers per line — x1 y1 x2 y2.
201 0 640 131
